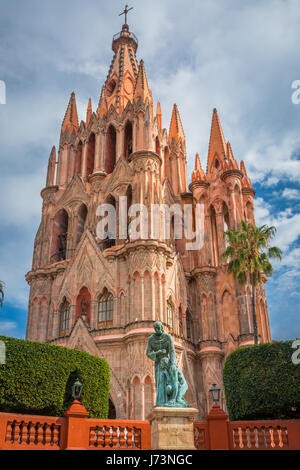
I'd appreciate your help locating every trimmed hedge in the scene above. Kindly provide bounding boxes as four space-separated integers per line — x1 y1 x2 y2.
0 336 110 418
223 340 300 421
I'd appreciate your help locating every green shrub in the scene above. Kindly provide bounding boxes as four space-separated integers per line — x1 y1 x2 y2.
223 340 300 421
0 336 110 418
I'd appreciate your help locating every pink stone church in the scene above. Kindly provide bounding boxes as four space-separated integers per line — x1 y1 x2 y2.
25 21 271 420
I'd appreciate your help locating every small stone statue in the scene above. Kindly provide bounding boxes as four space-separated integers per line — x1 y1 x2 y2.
146 321 188 407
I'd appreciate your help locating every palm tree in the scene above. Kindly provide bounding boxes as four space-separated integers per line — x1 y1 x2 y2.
221 221 282 344
0 280 4 307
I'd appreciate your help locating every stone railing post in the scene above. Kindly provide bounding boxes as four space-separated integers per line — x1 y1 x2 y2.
63 400 89 450
206 404 230 450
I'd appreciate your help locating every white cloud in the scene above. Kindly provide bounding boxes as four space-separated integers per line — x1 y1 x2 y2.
264 176 279 187
282 188 300 200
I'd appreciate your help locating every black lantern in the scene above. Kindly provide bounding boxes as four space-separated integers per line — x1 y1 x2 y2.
72 378 83 401
209 384 221 404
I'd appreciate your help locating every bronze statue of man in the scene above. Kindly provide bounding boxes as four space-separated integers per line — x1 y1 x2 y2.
146 321 188 407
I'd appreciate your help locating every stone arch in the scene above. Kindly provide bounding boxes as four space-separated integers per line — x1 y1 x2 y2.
166 295 175 330
124 120 133 160
59 296 71 336
99 194 116 250
50 208 69 263
132 375 142 420
97 287 114 326
143 375 153 419
75 286 91 324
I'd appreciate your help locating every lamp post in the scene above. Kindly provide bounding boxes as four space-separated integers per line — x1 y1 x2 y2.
72 378 83 401
209 383 221 405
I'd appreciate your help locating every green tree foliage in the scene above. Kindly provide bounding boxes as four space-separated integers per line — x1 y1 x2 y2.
223 341 300 420
221 222 282 343
0 336 110 418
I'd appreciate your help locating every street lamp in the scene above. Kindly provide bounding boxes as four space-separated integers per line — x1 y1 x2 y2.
72 378 83 401
209 384 221 404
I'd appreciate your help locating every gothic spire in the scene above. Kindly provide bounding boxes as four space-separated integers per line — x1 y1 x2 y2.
206 108 226 174
156 101 162 131
192 153 206 182
97 86 108 118
134 59 150 102
61 92 79 134
169 104 185 143
103 23 139 112
46 146 56 187
86 98 92 126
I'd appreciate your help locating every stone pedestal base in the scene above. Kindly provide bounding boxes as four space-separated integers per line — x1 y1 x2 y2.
147 407 198 450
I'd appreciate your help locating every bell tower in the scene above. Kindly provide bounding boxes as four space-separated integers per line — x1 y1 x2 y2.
25 12 271 420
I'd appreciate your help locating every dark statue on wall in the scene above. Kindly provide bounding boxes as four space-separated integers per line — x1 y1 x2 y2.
146 321 188 407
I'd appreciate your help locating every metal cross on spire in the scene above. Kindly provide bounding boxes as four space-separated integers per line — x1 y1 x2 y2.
119 4 133 25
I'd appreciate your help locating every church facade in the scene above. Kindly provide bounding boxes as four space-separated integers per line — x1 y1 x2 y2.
25 22 271 419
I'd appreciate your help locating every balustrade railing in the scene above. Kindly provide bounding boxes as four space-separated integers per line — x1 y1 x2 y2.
0 413 65 450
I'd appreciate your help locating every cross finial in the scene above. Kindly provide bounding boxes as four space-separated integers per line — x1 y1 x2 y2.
119 4 133 25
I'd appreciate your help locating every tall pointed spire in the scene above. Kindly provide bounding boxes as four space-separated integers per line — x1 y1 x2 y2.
134 60 150 102
86 98 92 126
46 146 56 187
104 23 138 112
169 104 185 142
225 141 239 170
156 101 162 131
97 86 108 118
61 92 79 134
206 108 226 173
192 153 206 182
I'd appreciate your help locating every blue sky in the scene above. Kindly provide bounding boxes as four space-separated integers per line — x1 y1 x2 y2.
0 0 299 340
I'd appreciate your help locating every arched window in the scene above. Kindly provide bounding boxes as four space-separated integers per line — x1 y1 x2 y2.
105 125 116 174
86 132 95 177
124 121 133 160
50 209 69 263
75 286 91 323
98 289 114 325
166 298 174 329
100 194 116 251
60 298 70 335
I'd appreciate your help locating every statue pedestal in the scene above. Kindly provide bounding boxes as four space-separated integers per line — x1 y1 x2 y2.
147 407 198 450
